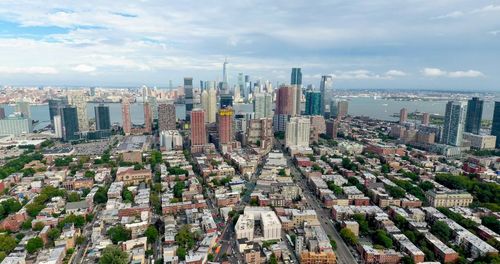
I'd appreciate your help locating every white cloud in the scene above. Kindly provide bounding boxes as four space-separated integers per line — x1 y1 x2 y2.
431 11 464 20
448 70 484 78
422 68 484 78
386 70 406 76
72 64 96 73
489 30 500 36
422 68 447 77
472 5 500 14
0 66 58 74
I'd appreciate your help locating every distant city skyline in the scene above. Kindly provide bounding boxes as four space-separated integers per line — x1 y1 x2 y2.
0 1 498 90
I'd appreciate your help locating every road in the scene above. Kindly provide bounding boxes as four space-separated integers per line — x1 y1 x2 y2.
277 139 359 264
72 204 102 264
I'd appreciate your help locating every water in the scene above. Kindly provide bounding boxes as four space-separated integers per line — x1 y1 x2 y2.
1 97 496 130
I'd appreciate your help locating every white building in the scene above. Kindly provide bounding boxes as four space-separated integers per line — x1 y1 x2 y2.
160 130 183 150
463 133 496 150
285 117 310 148
442 101 467 146
0 115 32 135
54 115 63 138
253 93 273 119
236 207 282 242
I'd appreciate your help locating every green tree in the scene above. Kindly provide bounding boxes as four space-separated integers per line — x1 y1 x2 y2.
207 253 214 262
26 237 44 254
173 181 185 198
48 228 61 242
67 192 81 202
269 253 278 264
386 185 406 199
33 222 45 231
1 199 22 214
330 239 337 250
431 221 451 241
373 230 393 248
122 189 134 203
0 234 17 254
176 247 186 261
145 226 159 243
381 164 390 173
418 181 434 192
107 225 131 244
94 187 108 204
340 228 358 246
84 170 96 178
175 225 196 251
99 245 129 264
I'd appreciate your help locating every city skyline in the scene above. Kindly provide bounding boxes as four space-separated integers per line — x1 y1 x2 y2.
0 1 498 90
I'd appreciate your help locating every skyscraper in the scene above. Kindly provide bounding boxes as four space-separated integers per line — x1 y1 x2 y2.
70 95 89 132
48 97 68 128
208 87 217 123
16 101 31 119
400 108 408 124
158 103 176 131
275 85 296 115
0 107 5 119
442 101 467 146
62 106 80 141
144 102 152 133
122 100 131 135
222 58 229 94
465 97 483 135
220 94 233 109
422 113 430 126
184 77 194 112
253 93 273 119
285 117 310 148
218 108 233 145
190 109 206 145
329 100 338 118
337 101 349 118
54 115 63 138
491 102 500 148
291 68 302 116
305 91 322 115
94 104 111 130
201 90 209 122
320 75 332 116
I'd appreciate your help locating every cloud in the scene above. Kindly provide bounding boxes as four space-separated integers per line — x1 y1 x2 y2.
0 66 58 74
448 70 484 78
422 68 447 77
431 11 464 20
422 68 484 78
72 64 96 73
330 70 391 80
385 70 407 77
489 30 500 36
472 5 500 14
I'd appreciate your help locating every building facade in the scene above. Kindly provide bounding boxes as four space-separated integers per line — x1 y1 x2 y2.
465 97 483 135
442 101 467 146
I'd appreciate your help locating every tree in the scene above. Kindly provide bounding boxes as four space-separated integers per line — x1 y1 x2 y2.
269 253 278 264
176 247 186 261
1 199 22 215
84 170 96 178
0 234 16 255
173 181 185 198
99 245 129 264
94 187 108 204
381 164 390 173
340 228 358 246
353 214 369 235
419 181 434 191
431 221 451 241
67 192 81 202
122 189 134 203
26 237 44 254
249 198 259 206
145 226 159 243
330 239 337 250
482 216 500 234
48 228 61 242
373 230 393 248
207 253 214 262
107 225 131 244
175 225 196 251
386 185 406 199
33 222 45 231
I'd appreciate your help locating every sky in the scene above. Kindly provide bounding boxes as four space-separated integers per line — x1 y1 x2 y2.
0 0 499 90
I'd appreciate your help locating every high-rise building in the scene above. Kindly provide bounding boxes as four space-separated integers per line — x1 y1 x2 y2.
0 107 5 119
285 117 310 148
491 102 500 148
329 100 338 118
184 77 194 112
326 119 340 139
465 97 483 135
94 104 111 130
275 85 296 115
218 108 233 145
62 106 80 141
422 113 430 126
0 115 32 135
158 103 176 130
15 101 31 119
148 96 159 120
89 87 96 96
54 115 63 138
320 75 332 116
201 90 209 122
291 68 302 116
208 87 217 123
220 94 233 109
70 95 89 132
122 101 131 135
253 93 273 119
400 108 408 124
337 101 349 118
48 97 68 128
442 101 467 146
190 109 206 146
238 73 245 100
305 91 322 115
222 58 229 94
143 102 152 133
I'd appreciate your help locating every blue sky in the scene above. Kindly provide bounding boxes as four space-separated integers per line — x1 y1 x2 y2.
0 0 499 90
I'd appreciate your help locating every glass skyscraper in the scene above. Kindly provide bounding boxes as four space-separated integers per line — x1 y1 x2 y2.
94 104 111 131
465 97 483 135
491 101 500 148
320 75 332 116
62 106 80 141
291 68 302 85
442 101 467 146
305 91 322 115
184 77 194 112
